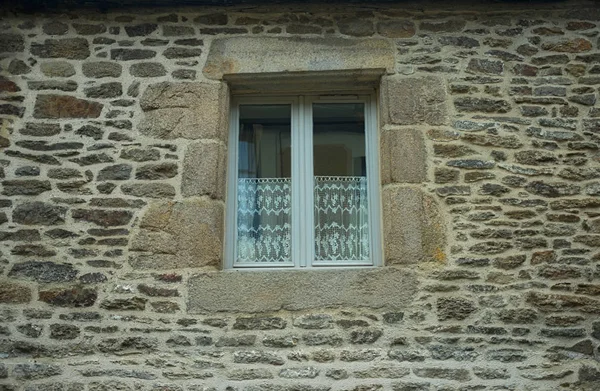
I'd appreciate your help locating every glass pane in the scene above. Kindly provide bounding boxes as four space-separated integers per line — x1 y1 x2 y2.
313 103 370 262
236 104 292 264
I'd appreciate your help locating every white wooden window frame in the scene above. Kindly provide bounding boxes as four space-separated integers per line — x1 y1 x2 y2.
224 94 382 269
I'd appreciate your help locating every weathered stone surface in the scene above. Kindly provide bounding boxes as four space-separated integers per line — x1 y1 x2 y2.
413 367 471 381
0 281 32 304
204 37 395 79
82 62 122 78
84 82 122 99
97 164 132 181
13 364 62 380
383 186 446 265
135 163 178 180
130 62 167 77
121 183 176 198
381 75 448 126
455 97 510 113
31 38 90 59
50 324 80 339
0 34 25 52
39 287 97 307
100 297 147 311
34 95 103 119
467 59 503 75
377 20 415 38
9 261 77 283
130 198 223 269
437 297 477 320
189 267 418 313
139 82 229 141
2 180 51 196
541 38 592 53
13 202 67 225
381 129 427 184
40 61 76 77
234 317 286 330
72 209 133 227
111 49 156 61
182 142 226 199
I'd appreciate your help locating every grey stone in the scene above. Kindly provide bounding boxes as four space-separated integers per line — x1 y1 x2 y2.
82 62 122 78
125 23 158 36
72 23 106 35
294 314 334 329
75 125 103 140
227 368 273 381
388 349 426 362
381 75 448 126
120 147 160 162
0 34 25 52
84 82 122 99
182 142 226 199
381 129 426 184
455 97 510 113
437 297 477 320
204 37 395 79
188 267 417 313
111 49 156 61
2 180 51 196
279 367 319 378
233 350 284 365
215 335 256 347
472 367 510 379
413 367 470 382
382 187 446 265
97 164 132 181
42 21 68 35
19 123 60 137
173 69 197 80
377 20 416 38
135 163 178 180
130 62 167 77
439 36 479 48
8 59 31 75
350 329 383 344
40 61 76 77
9 261 77 283
139 82 229 141
50 324 80 339
337 18 375 37
13 202 66 225
466 59 503 75
72 209 132 227
355 365 410 379
31 38 89 59
121 183 176 198
233 317 286 330
13 364 62 380
100 297 146 311
163 47 202 59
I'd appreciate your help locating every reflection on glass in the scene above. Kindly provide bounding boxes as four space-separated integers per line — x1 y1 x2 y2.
236 105 292 263
313 103 369 261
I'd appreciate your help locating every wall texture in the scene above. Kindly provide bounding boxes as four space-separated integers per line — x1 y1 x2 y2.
0 1 600 390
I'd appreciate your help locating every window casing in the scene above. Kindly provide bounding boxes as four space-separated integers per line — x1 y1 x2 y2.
225 94 381 269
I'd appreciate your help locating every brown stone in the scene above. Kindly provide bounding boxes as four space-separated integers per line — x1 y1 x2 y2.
129 198 223 269
381 75 448 126
139 82 229 141
541 38 592 53
39 287 97 307
377 20 415 38
527 292 600 313
182 141 227 199
381 128 427 184
383 186 446 265
0 281 32 304
33 95 103 119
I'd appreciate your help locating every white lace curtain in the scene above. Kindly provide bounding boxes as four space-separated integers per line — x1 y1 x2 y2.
236 176 369 263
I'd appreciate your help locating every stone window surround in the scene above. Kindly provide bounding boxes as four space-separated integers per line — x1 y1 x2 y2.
133 36 449 313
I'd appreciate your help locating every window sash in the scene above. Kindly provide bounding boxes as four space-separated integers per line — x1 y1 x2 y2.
225 94 381 269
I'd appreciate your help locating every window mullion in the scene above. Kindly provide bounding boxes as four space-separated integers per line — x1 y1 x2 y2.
291 97 304 268
303 97 316 268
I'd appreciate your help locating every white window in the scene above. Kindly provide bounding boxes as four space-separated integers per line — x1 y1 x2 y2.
225 95 381 269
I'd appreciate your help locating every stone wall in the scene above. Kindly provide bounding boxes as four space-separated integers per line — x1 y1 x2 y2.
1 1 600 390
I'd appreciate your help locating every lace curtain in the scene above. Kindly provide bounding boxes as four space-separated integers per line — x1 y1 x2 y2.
236 176 369 263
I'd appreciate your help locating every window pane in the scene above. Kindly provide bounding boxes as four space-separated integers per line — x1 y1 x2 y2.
236 105 292 264
313 103 370 262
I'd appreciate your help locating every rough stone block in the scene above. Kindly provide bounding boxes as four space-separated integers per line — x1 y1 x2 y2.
138 81 229 141
203 37 395 79
188 267 418 313
381 128 427 184
129 198 223 269
0 281 32 304
182 141 227 199
382 186 446 264
380 75 449 126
